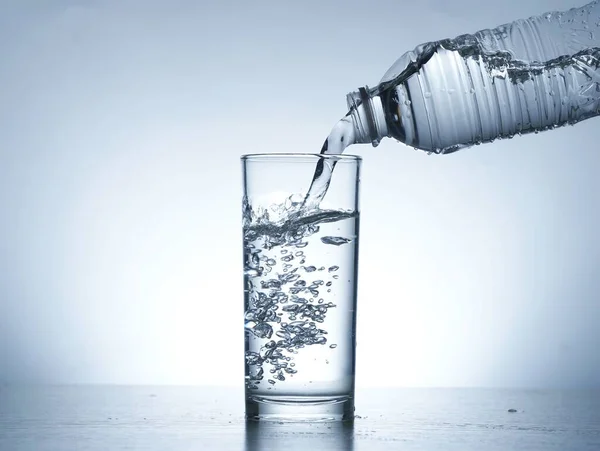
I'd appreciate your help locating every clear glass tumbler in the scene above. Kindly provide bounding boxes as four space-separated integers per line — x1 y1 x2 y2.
241 153 361 421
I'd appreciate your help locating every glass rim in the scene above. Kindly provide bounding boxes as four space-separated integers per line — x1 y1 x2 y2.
241 153 361 162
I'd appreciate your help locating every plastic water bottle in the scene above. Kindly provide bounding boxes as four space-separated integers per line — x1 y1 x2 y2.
327 1 600 155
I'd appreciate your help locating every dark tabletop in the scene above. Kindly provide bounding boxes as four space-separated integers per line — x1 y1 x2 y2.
1 386 599 450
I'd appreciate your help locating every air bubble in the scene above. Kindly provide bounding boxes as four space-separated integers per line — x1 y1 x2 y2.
321 236 352 246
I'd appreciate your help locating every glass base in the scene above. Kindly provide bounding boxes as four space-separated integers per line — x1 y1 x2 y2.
245 394 355 422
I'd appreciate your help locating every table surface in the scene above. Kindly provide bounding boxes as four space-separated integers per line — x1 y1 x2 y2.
1 386 599 450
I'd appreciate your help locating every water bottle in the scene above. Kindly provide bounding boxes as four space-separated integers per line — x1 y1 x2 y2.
338 1 600 154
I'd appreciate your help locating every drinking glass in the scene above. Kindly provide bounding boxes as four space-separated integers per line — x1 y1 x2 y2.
241 153 361 421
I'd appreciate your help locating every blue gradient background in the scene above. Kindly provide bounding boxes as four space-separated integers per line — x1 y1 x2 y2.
0 0 598 388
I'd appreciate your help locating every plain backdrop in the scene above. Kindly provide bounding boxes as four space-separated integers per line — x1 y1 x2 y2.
1 0 599 388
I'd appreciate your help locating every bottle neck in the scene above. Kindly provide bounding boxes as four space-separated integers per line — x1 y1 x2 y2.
346 87 388 147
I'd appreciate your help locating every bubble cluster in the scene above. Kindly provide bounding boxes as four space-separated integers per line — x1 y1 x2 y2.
243 196 355 389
